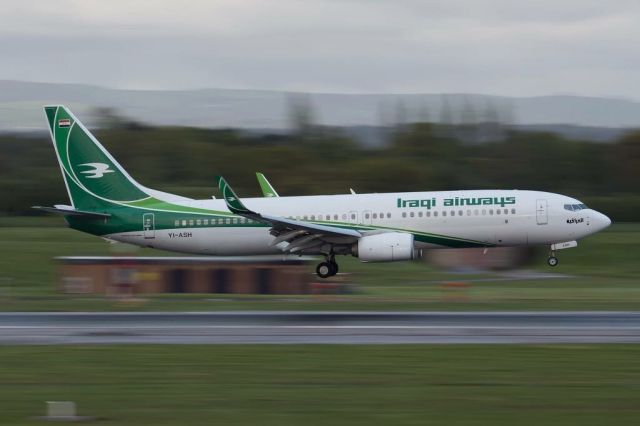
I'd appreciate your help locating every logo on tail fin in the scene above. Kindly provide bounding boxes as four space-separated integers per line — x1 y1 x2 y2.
78 163 115 179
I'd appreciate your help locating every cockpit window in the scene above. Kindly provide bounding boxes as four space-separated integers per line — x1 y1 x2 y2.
564 203 588 211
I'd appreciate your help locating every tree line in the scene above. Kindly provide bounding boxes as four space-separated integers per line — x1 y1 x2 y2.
1 119 639 221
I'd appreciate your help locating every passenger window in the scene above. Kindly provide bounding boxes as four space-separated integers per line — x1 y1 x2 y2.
334 214 338 220
181 220 187 226
372 213 377 219
174 220 179 226
504 209 508 215
410 212 414 218
434 211 438 217
188 219 194 226
351 213 356 220
467 210 471 216
443 211 447 217
387 213 391 218
426 211 431 217
365 213 370 219
225 218 230 224
418 211 423 217
459 210 463 216
402 212 407 218
496 209 501 215
489 209 494 215
204 219 209 225
196 219 202 225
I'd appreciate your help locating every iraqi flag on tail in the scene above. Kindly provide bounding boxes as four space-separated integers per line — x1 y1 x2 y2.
58 118 71 128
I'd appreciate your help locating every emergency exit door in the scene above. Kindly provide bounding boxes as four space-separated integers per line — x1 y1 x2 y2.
143 213 155 239
362 210 372 225
536 199 548 225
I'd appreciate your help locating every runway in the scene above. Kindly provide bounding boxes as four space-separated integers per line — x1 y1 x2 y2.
1 311 640 344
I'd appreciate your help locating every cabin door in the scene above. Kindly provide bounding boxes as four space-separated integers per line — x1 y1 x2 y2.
143 213 155 239
536 199 548 225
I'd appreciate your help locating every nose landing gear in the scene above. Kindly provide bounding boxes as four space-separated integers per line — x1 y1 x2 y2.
547 251 559 267
316 255 339 278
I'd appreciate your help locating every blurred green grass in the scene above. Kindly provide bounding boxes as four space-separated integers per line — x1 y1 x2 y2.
0 217 639 311
1 345 640 425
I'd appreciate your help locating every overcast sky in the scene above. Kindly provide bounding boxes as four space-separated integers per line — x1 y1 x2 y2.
1 0 639 98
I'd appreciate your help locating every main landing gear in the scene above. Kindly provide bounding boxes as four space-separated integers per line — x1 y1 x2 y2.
547 251 559 267
316 255 339 278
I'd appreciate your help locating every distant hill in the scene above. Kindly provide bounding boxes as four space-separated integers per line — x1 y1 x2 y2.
1 80 638 142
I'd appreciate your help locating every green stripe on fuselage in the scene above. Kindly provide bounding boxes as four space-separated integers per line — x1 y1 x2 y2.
68 200 491 249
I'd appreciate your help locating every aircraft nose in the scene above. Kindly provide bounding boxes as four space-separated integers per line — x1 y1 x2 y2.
592 211 612 231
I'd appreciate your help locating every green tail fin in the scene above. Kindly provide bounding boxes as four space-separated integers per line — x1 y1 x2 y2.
44 106 150 210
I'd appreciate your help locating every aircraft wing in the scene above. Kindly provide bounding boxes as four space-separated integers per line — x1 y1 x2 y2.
256 172 356 197
256 172 279 197
216 176 361 253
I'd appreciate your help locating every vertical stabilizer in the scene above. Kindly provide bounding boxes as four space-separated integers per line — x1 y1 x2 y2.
43 105 150 210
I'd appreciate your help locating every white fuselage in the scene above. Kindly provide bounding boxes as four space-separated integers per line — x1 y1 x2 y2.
109 189 611 256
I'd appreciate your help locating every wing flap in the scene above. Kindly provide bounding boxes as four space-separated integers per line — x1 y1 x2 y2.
261 214 361 239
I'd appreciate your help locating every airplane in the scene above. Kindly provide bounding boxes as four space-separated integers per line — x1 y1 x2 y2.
35 105 611 278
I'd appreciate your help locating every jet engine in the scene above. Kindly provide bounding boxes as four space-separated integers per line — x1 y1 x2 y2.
354 232 416 262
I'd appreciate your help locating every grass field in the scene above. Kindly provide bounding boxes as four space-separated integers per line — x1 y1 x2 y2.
0 217 639 311
1 345 640 425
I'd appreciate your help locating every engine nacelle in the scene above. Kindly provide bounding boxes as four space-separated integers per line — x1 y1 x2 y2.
354 232 416 262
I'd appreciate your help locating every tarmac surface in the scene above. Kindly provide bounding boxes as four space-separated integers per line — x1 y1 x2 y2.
2 311 640 344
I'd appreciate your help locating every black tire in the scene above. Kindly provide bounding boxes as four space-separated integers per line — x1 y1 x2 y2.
316 262 333 278
547 256 559 267
330 261 339 275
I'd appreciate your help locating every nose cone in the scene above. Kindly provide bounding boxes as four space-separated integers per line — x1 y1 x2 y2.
592 211 612 232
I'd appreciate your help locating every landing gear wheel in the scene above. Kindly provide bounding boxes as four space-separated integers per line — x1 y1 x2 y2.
316 262 333 278
547 256 559 267
330 261 339 275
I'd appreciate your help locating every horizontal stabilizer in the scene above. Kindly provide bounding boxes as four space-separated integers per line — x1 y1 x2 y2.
32 205 111 219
